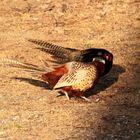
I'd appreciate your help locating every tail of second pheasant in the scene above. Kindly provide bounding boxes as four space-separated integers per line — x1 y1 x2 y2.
0 58 53 78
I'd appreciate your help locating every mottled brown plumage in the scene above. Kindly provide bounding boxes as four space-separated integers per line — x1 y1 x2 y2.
0 58 105 100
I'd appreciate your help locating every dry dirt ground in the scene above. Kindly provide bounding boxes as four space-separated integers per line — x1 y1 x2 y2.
0 0 139 139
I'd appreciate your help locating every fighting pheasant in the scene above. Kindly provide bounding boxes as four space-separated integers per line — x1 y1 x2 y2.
27 39 113 76
0 57 107 101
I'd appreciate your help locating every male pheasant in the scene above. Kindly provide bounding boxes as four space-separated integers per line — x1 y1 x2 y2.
27 39 113 76
0 57 106 101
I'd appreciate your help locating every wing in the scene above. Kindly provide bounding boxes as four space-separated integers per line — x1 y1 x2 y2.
53 69 88 89
53 62 97 89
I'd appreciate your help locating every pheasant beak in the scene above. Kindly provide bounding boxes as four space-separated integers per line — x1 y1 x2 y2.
99 59 105 64
92 57 105 64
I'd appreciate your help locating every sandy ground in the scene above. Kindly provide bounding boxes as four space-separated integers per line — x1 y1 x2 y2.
0 0 140 139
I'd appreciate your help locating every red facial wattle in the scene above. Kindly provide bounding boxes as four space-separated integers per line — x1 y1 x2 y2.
104 54 113 61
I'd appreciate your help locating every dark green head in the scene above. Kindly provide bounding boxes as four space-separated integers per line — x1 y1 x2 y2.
82 48 113 76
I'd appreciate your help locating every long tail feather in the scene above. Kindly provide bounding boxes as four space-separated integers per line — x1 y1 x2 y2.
26 38 73 59
0 58 51 73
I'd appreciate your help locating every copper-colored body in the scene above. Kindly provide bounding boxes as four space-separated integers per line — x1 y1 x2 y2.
41 61 105 98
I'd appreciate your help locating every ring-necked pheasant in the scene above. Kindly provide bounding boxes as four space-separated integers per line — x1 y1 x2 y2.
27 39 113 76
0 57 107 101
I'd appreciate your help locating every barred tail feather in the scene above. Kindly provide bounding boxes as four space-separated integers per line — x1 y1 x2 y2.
0 58 51 73
26 38 72 59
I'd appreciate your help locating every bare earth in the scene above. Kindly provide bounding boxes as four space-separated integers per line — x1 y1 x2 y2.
0 0 139 139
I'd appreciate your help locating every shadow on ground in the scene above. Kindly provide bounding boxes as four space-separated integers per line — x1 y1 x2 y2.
11 64 125 96
12 77 51 89
86 64 125 97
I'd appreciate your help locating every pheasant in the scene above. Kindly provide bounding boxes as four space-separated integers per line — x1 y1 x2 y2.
0 57 106 101
27 38 113 76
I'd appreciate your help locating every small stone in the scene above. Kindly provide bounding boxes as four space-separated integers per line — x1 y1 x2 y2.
0 131 7 138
